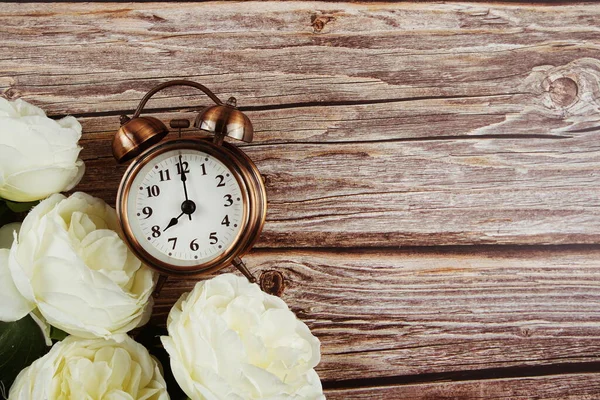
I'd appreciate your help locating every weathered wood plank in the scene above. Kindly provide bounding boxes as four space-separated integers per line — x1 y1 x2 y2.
1 2 600 114
77 107 600 247
3 2 600 246
324 374 600 400
151 247 600 381
2 2 600 394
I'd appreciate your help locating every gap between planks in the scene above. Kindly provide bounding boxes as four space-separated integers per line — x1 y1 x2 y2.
53 92 531 120
321 360 600 391
324 373 600 400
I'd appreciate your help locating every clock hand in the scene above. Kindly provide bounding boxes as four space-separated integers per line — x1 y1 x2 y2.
179 154 192 221
164 212 184 232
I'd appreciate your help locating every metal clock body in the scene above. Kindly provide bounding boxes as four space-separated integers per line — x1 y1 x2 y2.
117 138 266 277
111 80 266 281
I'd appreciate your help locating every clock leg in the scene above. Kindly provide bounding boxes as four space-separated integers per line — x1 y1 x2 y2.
232 257 257 284
152 274 169 298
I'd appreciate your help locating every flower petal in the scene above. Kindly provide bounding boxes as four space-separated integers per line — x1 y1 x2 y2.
0 249 35 321
9 335 169 399
1 163 84 202
10 192 156 339
0 98 84 202
162 273 324 399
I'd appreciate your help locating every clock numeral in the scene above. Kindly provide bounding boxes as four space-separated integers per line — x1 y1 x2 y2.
200 163 207 176
190 239 199 251
141 207 153 219
176 161 189 175
215 175 225 187
209 232 218 245
168 237 177 250
159 169 171 181
146 185 160 198
221 215 230 227
223 194 233 207
151 225 161 238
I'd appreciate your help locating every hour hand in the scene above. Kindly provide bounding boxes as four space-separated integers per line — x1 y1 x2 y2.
164 212 184 231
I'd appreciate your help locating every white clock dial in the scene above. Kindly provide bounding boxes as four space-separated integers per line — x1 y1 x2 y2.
126 149 245 267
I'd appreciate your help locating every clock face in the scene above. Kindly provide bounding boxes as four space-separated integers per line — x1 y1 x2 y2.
125 148 246 268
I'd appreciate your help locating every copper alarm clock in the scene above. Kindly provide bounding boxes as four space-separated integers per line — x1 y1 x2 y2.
111 80 266 282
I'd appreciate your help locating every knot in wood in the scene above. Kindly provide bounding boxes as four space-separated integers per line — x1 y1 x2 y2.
260 174 269 186
548 77 578 107
519 326 535 338
311 14 335 33
2 87 20 100
260 270 285 296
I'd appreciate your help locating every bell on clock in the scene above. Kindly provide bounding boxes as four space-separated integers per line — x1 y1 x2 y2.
111 80 267 284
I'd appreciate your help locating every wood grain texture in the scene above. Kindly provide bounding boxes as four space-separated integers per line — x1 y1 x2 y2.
77 108 600 247
2 2 600 113
325 374 600 399
2 2 600 396
2 2 600 246
152 247 600 382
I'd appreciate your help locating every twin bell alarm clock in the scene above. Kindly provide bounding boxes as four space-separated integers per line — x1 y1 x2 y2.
111 80 266 283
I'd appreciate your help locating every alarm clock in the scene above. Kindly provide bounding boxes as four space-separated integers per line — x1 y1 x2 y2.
111 80 266 283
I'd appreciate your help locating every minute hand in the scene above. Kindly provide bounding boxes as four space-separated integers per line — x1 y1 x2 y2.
179 155 192 221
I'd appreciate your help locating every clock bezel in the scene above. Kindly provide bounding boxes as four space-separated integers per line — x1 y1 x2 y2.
116 136 267 277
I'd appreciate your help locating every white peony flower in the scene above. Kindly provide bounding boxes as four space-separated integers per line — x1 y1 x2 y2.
161 273 324 400
0 97 85 202
9 335 169 400
0 192 156 338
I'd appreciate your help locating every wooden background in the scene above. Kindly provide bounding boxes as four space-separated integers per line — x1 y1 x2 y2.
2 2 600 398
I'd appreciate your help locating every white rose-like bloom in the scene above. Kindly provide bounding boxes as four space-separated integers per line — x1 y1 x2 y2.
0 97 85 202
9 335 169 399
0 192 156 338
161 273 325 400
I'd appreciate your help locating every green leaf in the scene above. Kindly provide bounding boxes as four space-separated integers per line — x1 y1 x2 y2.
5 200 39 214
0 198 36 227
0 315 50 392
134 323 188 399
49 326 68 342
0 202 10 227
